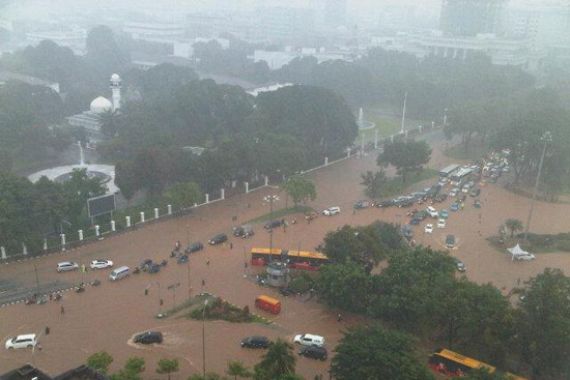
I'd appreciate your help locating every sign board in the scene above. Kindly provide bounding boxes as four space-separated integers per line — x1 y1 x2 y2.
87 194 116 218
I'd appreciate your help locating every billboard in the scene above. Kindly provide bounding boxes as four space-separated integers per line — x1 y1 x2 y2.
87 194 116 218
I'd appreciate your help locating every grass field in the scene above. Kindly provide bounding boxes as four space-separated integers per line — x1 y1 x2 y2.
357 112 429 143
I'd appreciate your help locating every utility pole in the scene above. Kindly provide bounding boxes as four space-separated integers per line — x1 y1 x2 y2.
264 195 279 262
400 92 408 134
202 299 209 377
33 264 40 295
523 131 552 242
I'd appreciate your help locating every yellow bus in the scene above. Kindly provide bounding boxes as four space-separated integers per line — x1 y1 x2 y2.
428 349 527 379
250 248 329 270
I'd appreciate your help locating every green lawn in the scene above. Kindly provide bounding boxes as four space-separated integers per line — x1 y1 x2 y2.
246 205 313 224
357 112 429 143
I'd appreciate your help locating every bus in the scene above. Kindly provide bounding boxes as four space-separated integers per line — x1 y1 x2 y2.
439 164 460 178
250 248 329 270
428 348 527 379
255 295 281 314
449 167 473 184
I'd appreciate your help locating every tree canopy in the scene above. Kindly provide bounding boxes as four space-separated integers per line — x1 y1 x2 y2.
378 140 432 183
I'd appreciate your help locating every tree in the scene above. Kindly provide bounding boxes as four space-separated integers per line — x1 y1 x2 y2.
187 373 228 380
331 325 434 380
360 169 387 198
164 182 203 209
86 351 114 373
378 140 432 183
282 176 316 207
111 356 146 380
516 268 570 379
226 360 252 380
316 262 372 313
254 339 296 380
504 219 523 238
156 359 179 380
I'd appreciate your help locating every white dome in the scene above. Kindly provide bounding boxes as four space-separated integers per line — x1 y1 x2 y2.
90 96 113 114
110 73 121 82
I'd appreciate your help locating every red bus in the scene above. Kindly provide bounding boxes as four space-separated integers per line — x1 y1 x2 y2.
255 295 281 314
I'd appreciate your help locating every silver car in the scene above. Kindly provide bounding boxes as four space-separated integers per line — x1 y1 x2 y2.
57 261 79 272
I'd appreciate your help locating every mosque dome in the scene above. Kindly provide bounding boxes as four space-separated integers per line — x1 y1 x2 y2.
90 96 113 114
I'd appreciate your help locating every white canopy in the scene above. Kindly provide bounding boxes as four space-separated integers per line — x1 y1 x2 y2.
508 244 535 261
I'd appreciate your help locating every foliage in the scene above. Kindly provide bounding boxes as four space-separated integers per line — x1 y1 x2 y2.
516 268 570 379
504 219 523 238
317 261 372 313
253 339 296 380
331 325 434 380
188 374 229 380
377 140 432 183
361 170 387 199
111 356 145 380
226 360 252 379
86 351 114 373
189 297 257 323
164 181 203 209
156 359 179 380
282 176 316 207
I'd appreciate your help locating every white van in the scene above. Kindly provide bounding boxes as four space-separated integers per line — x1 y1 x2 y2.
109 266 130 281
294 333 325 347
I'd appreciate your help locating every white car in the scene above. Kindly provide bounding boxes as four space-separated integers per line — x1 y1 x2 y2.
90 259 114 269
57 261 79 272
322 207 340 216
426 206 438 218
294 333 325 347
5 334 37 349
424 224 434 234
437 219 446 229
449 188 459 197
515 254 536 261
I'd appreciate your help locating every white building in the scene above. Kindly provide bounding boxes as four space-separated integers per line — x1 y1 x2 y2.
123 22 185 43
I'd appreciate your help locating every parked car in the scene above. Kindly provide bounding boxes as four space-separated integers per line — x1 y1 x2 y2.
185 242 204 254
294 333 325 347
469 188 481 197
133 331 163 344
322 206 341 216
437 219 446 229
426 206 439 218
446 234 456 248
57 261 79 272
354 200 370 209
5 334 37 349
147 263 161 273
434 193 448 203
208 233 228 245
439 210 449 219
177 254 189 264
454 258 466 272
514 254 536 261
376 199 395 208
264 220 283 230
90 259 113 269
241 336 270 349
410 217 421 225
139 259 153 271
233 224 254 238
449 188 459 197
450 203 459 212
424 224 434 234
299 345 328 361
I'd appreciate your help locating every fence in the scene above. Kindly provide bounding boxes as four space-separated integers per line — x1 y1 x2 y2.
0 123 438 264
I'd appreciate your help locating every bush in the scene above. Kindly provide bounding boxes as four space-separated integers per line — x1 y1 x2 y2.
556 239 570 252
288 274 314 294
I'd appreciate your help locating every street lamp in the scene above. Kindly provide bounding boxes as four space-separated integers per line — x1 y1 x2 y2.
263 195 279 262
202 299 209 377
523 131 552 242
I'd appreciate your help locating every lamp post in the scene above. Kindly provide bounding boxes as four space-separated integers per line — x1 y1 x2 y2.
523 131 552 241
263 195 279 262
202 299 209 377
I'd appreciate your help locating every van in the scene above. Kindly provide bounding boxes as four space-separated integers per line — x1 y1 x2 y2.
255 295 281 314
294 333 325 347
109 266 130 281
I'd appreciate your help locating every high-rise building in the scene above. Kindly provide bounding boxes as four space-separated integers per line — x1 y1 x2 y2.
324 0 347 28
440 0 508 37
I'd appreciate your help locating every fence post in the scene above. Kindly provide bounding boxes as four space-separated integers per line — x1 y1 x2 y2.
22 243 27 256
324 157 329 166
245 182 249 194
264 176 269 186
346 148 350 159
1 246 6 260
140 212 145 223
111 220 116 232
60 234 66 251
154 208 159 219
221 188 225 200
205 193 210 204
78 230 84 241
126 216 131 228
43 238 48 251
167 204 172 215
374 129 379 149
95 225 100 237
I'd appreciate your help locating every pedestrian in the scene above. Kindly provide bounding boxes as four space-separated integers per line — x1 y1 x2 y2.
244 262 248 269
60 305 65 315
230 242 233 249
45 326 50 335
337 313 343 322
206 260 210 266
49 293 53 301
202 279 205 287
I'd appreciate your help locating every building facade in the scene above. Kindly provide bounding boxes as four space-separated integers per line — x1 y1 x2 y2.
440 0 508 37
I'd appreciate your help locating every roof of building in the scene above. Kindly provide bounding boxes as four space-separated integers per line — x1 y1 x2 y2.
0 365 53 380
90 96 113 114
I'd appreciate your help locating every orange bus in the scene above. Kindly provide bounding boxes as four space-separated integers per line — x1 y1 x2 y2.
429 348 527 379
255 295 281 314
250 248 329 270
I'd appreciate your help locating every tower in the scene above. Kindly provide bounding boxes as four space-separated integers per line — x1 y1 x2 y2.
110 73 121 111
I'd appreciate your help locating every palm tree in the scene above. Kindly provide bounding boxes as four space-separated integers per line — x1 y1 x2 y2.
226 360 252 380
505 218 524 238
254 339 296 379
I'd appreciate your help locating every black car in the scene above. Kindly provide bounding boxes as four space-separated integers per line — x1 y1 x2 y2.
376 199 395 208
353 200 370 209
410 217 421 225
185 242 204 254
147 263 161 273
208 233 228 245
134 331 163 344
240 336 270 349
140 259 153 271
446 234 456 248
264 220 282 230
177 254 189 264
299 346 328 361
469 188 481 197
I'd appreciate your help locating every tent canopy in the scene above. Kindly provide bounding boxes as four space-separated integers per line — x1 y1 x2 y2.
508 244 529 256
